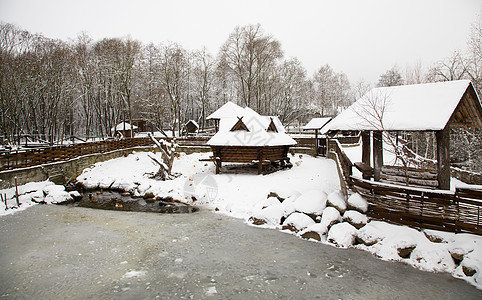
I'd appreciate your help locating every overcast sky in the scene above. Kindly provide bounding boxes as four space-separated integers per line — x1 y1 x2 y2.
0 0 480 84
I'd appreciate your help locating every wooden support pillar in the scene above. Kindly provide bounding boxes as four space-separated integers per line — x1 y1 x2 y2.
215 158 221 174
373 131 383 181
436 127 450 190
361 131 371 179
314 129 319 156
258 148 264 175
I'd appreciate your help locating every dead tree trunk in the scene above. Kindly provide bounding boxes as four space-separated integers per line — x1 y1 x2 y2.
148 134 177 180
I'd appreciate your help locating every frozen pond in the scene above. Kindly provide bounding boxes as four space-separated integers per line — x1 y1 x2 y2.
0 205 480 299
65 189 197 214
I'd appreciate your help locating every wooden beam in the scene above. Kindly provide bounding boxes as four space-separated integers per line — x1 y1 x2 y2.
436 127 450 190
361 131 371 179
373 131 383 181
314 129 319 156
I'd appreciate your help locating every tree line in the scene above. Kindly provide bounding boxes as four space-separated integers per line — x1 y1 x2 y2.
0 21 480 146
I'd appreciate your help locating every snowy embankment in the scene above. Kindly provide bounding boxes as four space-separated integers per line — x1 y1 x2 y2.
1 151 481 289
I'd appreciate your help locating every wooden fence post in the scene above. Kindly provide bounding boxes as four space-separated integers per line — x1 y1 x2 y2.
14 176 20 207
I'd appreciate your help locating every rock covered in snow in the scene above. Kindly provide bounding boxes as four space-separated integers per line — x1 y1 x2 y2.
292 189 327 215
356 221 386 246
43 184 72 204
319 207 342 230
447 237 476 262
358 221 421 261
409 241 456 272
300 223 330 241
260 196 281 209
347 193 368 213
326 190 347 214
69 190 82 201
282 212 315 233
249 201 294 227
342 210 368 229
42 184 66 196
327 222 358 248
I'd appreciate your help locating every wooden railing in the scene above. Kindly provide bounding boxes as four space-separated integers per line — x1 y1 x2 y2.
328 139 353 180
328 138 482 235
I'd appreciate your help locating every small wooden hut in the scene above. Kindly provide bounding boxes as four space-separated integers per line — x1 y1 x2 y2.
206 101 245 132
184 120 199 134
206 107 297 174
111 122 138 138
303 117 332 156
327 80 482 190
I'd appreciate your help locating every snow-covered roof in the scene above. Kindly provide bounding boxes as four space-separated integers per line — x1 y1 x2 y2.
207 107 297 147
185 120 199 128
303 117 332 131
206 101 245 120
111 122 138 132
327 80 481 132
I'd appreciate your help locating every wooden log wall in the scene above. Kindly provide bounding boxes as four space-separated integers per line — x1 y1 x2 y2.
212 146 288 163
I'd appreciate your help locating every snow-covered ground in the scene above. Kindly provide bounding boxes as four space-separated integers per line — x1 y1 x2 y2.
0 151 481 290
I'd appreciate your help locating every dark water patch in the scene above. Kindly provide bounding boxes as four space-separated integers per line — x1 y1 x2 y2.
63 190 197 214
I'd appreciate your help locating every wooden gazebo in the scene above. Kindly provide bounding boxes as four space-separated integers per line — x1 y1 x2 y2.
206 107 297 174
327 80 482 190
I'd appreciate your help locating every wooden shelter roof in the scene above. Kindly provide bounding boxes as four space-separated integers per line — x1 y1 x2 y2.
303 117 332 132
327 80 482 132
207 107 296 147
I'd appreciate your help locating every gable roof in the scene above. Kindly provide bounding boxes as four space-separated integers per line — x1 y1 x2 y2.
327 80 482 132
111 122 138 132
230 117 249 131
185 119 199 128
206 101 245 120
207 107 296 147
303 117 332 131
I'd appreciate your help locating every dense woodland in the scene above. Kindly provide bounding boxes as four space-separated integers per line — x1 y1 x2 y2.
0 21 481 171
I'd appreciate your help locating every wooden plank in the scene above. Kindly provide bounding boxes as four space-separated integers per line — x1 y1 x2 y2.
381 165 438 178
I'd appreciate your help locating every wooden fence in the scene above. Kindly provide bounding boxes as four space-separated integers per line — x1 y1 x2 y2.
0 136 221 171
0 138 155 171
328 138 482 235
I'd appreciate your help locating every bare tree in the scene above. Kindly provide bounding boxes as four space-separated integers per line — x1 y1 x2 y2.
191 47 215 130
159 42 189 136
313 64 352 116
219 24 282 111
427 51 467 82
377 66 403 87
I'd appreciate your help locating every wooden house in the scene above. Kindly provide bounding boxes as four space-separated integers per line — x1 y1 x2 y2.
111 122 138 138
206 106 297 174
184 120 199 134
326 80 482 190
